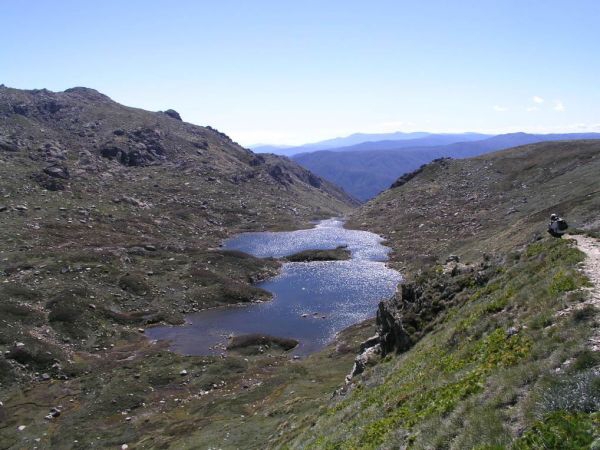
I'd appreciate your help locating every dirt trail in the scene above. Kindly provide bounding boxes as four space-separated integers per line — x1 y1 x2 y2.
572 234 600 351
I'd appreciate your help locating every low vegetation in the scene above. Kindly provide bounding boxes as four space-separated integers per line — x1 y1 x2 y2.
0 86 355 448
227 333 299 353
284 246 351 262
282 237 599 448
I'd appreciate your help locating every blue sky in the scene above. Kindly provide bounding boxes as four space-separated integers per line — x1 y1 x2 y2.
2 0 599 145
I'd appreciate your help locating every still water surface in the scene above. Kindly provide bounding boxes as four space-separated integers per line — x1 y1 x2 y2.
146 219 401 355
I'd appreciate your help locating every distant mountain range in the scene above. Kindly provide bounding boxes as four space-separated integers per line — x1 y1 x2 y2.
251 132 488 156
289 132 600 201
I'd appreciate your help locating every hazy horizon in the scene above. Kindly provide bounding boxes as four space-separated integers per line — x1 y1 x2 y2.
246 129 600 149
3 0 600 146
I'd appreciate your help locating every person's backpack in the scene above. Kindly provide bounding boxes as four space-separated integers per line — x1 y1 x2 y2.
557 219 568 231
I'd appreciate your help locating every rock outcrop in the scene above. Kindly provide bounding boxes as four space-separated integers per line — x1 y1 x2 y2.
348 257 494 380
162 109 182 121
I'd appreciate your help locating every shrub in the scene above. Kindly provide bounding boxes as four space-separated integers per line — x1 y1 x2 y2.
548 270 578 296
513 411 599 450
189 268 224 286
483 295 509 314
48 299 85 323
217 249 253 259
0 283 40 300
147 370 179 387
572 350 600 372
45 288 93 338
6 339 62 371
0 302 45 325
572 305 597 323
0 357 15 385
537 369 600 415
529 311 554 329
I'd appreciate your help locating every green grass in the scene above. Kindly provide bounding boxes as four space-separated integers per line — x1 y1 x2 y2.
281 237 597 449
548 270 581 296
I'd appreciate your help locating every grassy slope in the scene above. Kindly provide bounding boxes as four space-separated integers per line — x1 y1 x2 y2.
0 319 376 449
282 141 600 449
286 238 598 448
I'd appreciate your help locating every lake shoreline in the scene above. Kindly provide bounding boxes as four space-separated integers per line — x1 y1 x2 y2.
145 218 402 356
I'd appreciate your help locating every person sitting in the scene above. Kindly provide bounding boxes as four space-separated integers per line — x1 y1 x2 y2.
548 213 568 238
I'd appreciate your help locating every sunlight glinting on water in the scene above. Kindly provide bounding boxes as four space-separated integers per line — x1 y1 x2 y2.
146 219 402 355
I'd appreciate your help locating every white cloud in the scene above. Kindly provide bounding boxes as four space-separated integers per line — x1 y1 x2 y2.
526 106 539 112
533 96 545 104
493 105 508 112
553 100 565 112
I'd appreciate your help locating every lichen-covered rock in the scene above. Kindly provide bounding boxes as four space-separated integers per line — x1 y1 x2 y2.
348 342 382 379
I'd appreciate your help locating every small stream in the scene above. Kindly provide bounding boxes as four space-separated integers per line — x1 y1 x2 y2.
145 218 402 355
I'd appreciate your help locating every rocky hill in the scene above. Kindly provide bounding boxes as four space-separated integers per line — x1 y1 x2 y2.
349 140 600 272
0 86 356 448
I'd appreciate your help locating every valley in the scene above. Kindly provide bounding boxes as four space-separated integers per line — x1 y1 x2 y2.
0 86 599 449
0 86 358 448
289 133 600 201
